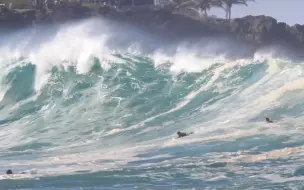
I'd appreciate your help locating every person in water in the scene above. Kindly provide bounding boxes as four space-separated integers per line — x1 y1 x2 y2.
265 117 273 123
5 169 27 175
177 131 193 138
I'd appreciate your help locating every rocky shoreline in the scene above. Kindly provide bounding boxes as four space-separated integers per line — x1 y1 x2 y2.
1 5 304 54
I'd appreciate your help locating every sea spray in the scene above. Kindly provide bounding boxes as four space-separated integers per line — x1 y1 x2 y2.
0 17 303 189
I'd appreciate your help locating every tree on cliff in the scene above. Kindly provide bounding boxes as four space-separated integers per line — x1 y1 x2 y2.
188 0 223 17
167 0 222 18
165 0 254 20
220 0 254 20
165 0 190 10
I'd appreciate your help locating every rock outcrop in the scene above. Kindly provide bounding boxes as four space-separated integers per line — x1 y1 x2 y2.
108 10 304 49
0 8 36 29
35 3 92 24
2 4 304 52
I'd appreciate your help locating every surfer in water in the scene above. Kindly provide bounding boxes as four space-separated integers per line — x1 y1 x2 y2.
5 169 28 175
265 117 273 123
177 131 193 138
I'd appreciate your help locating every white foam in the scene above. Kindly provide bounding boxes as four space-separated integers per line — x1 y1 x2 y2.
151 47 227 73
0 17 304 180
255 78 304 106
232 146 304 163
263 174 304 183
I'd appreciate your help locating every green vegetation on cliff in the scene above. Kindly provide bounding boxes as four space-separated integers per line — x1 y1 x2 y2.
168 0 254 20
0 0 30 9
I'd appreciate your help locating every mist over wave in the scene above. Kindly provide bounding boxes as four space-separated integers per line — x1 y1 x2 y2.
0 17 304 189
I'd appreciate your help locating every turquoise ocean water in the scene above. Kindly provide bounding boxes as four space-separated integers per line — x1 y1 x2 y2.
0 18 304 189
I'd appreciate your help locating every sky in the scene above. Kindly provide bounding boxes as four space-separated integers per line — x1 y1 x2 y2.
209 0 304 25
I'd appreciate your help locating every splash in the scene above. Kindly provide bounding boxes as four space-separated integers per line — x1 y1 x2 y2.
0 17 304 189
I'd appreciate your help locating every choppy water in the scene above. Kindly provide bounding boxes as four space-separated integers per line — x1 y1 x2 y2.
0 18 304 190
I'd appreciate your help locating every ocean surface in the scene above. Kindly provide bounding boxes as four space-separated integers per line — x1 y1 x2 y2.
0 18 304 190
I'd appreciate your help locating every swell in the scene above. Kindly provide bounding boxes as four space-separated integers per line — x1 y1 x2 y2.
0 17 304 186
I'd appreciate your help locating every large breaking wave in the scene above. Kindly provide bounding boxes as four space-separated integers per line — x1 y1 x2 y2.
0 17 304 189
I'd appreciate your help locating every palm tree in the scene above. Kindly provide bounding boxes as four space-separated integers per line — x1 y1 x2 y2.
196 0 222 17
220 0 254 20
167 0 222 18
165 0 193 11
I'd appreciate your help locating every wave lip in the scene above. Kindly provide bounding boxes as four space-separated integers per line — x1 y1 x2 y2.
0 18 304 189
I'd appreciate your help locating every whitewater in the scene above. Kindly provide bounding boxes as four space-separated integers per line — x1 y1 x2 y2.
0 17 304 189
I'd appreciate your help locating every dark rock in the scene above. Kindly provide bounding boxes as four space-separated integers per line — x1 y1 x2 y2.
102 9 304 51
0 9 36 29
35 4 92 24
2 5 304 53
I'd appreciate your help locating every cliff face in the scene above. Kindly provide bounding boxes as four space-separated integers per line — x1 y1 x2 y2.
229 15 304 48
107 10 304 49
0 9 36 29
2 5 304 52
35 4 92 24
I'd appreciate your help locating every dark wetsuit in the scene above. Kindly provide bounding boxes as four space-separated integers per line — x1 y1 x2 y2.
177 131 193 138
265 118 273 123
